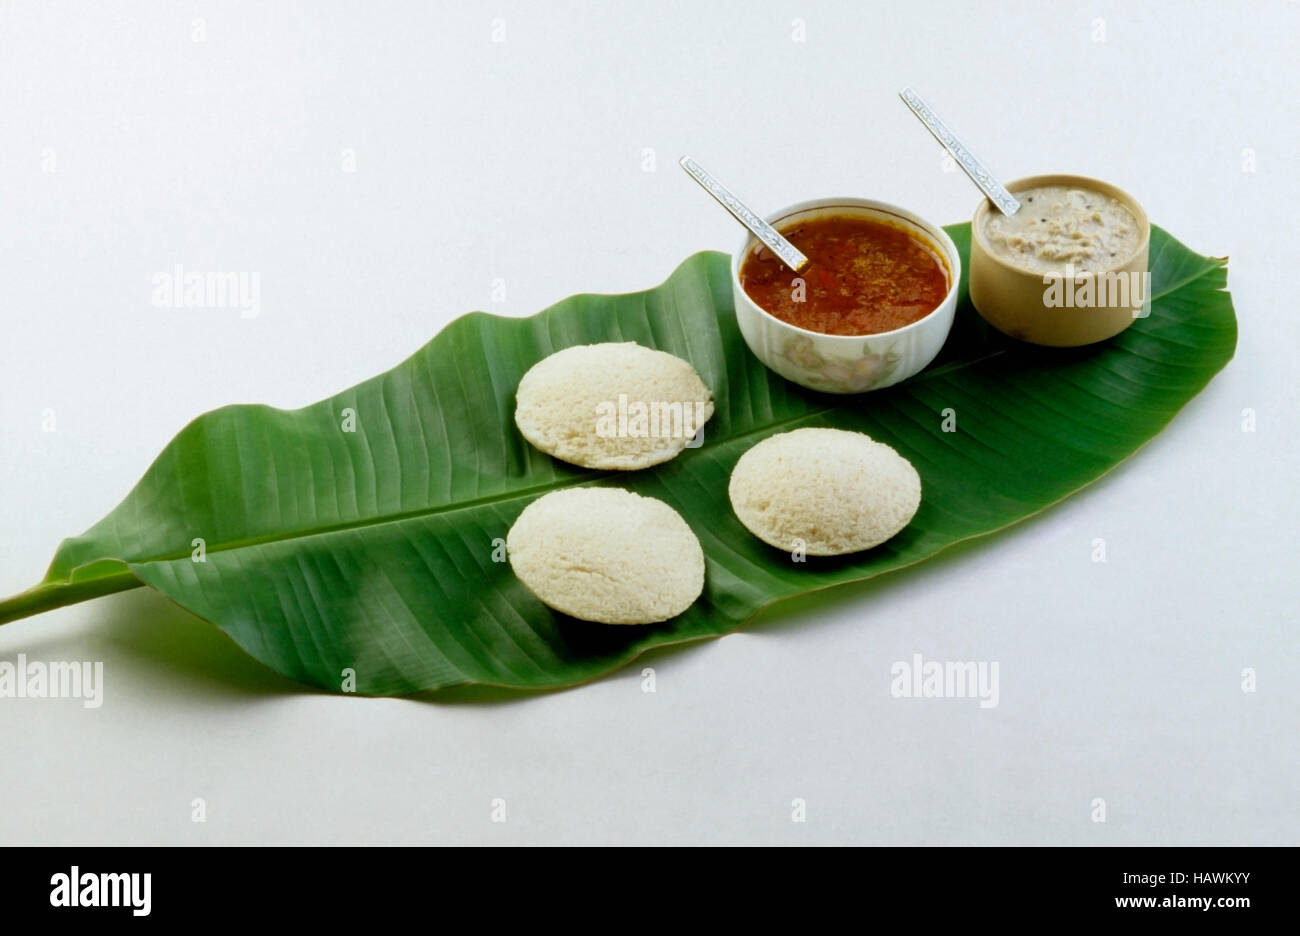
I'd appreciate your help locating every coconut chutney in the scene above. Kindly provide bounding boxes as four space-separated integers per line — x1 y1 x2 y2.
981 185 1140 274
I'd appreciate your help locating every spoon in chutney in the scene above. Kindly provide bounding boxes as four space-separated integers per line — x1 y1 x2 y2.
679 156 812 275
898 87 1021 217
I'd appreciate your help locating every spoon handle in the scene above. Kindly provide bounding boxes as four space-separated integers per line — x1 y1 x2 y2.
679 156 811 274
898 87 1021 216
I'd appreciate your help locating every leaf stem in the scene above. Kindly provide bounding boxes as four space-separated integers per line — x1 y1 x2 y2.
0 571 143 626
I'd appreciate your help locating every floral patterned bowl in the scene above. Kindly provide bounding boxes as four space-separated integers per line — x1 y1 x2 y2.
731 197 961 394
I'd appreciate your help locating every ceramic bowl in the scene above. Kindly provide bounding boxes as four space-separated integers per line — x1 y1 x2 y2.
969 174 1150 347
731 197 961 394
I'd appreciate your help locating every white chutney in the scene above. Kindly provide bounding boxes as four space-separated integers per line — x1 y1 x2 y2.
981 185 1141 275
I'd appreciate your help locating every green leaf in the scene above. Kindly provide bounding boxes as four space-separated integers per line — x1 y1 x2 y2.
0 224 1235 695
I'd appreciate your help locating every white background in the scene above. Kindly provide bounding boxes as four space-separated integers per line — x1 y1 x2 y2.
1 0 1295 845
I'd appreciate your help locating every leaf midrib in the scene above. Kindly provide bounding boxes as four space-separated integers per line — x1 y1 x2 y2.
55 244 1228 581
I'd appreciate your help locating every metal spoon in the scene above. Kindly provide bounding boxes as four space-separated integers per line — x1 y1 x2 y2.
679 156 811 274
898 87 1021 216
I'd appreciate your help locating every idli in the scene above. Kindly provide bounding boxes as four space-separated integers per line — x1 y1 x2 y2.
514 342 714 470
728 428 921 556
506 487 705 625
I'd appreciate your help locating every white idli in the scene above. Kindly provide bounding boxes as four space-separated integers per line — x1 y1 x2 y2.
506 487 705 625
728 427 921 556
514 342 714 470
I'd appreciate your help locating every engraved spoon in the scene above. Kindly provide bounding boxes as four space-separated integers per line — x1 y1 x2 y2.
679 156 812 274
898 87 1021 216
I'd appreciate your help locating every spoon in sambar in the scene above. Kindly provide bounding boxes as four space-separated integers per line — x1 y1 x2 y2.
679 156 812 275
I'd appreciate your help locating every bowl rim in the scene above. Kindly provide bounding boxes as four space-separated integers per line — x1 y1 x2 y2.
730 196 962 344
970 173 1151 278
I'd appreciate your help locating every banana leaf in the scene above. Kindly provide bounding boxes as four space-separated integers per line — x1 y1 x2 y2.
0 224 1236 695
